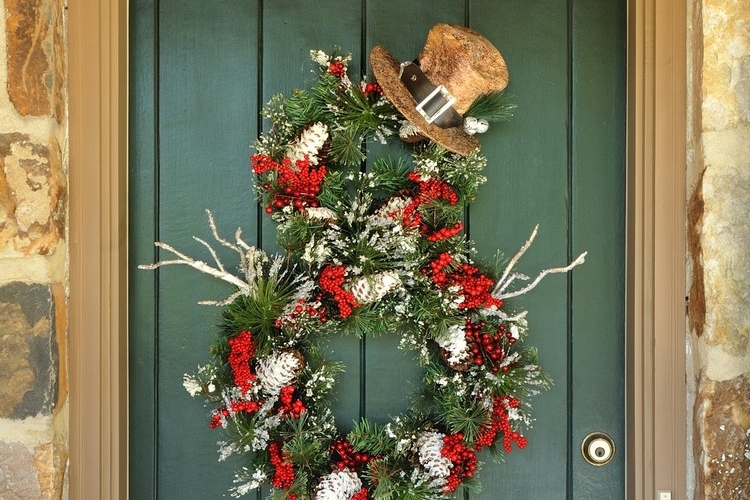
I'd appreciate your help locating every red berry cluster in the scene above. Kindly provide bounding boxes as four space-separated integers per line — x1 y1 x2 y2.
474 396 527 453
251 154 327 213
269 441 296 490
209 407 229 428
402 172 462 241
328 60 346 78
330 439 374 471
425 252 454 285
208 399 262 428
440 433 477 493
277 385 307 418
464 319 513 371
452 265 503 310
364 82 382 98
319 265 359 318
227 330 256 396
280 297 329 327
423 253 503 311
351 488 369 500
425 221 464 242
407 172 459 206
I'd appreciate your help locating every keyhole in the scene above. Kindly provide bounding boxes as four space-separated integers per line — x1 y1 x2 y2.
582 432 615 466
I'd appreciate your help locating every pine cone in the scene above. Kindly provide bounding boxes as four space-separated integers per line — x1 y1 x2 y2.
288 122 329 165
256 349 305 395
312 469 362 500
347 271 401 305
439 348 471 371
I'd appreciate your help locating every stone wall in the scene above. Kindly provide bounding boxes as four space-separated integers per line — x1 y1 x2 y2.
0 0 68 499
688 0 750 498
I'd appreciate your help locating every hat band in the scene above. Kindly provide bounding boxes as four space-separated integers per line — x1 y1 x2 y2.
399 61 463 129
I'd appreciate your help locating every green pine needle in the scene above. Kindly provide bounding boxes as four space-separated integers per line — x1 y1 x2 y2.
348 419 398 456
329 127 366 168
434 393 489 443
368 157 411 195
465 89 517 122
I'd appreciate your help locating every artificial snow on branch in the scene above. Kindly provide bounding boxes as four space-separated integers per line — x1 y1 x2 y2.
491 225 587 301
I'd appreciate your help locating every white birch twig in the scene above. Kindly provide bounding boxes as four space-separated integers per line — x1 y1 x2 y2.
139 242 250 295
137 210 259 304
491 225 587 301
493 224 539 296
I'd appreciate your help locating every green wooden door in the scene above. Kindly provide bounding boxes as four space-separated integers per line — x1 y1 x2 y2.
129 1 625 499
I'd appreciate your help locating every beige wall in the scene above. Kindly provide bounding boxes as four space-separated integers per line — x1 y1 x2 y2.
0 0 746 498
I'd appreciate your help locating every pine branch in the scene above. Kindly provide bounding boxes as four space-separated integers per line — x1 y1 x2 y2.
348 419 398 456
465 90 516 122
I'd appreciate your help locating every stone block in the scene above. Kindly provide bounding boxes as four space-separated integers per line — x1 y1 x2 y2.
702 0 750 129
5 0 66 120
694 373 750 499
0 441 41 499
34 440 67 499
0 282 59 418
701 128 750 356
0 133 65 256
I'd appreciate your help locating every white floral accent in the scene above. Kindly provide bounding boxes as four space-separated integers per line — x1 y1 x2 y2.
256 351 302 396
399 120 421 140
310 49 329 66
302 235 332 265
314 469 363 500
182 375 202 397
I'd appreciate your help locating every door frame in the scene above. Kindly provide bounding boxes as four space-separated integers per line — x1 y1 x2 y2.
67 0 687 498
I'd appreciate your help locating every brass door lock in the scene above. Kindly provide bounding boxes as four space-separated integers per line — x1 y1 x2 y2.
581 432 615 466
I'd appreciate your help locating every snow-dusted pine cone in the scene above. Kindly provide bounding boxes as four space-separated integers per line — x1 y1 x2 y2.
303 206 338 222
313 469 363 500
348 271 401 305
414 431 452 481
436 324 471 370
255 349 305 396
288 122 329 165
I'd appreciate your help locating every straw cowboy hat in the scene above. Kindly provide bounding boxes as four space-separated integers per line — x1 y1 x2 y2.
370 24 508 156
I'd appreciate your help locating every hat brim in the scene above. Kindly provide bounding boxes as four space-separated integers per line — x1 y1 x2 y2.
370 45 480 157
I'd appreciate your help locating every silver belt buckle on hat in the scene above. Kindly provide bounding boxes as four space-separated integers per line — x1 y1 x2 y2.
415 85 457 124
399 61 462 128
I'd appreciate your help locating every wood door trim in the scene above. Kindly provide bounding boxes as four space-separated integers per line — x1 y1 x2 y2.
67 0 687 498
626 0 687 498
68 0 129 499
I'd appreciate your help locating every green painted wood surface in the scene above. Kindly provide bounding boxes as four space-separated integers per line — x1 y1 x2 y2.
129 1 625 498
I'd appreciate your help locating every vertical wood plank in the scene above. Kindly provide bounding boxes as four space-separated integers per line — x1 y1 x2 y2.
151 1 260 498
363 0 467 426
261 0 365 433
571 0 626 497
470 1 571 498
128 0 158 497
